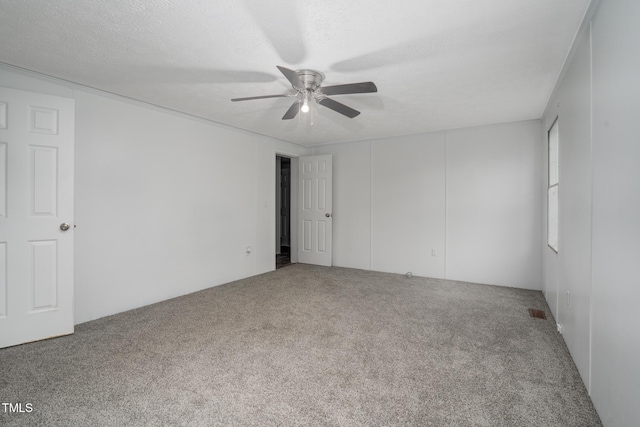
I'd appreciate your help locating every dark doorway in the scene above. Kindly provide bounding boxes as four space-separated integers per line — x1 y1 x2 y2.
276 156 291 268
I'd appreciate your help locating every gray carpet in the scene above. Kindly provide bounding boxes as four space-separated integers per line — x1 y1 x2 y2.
0 264 601 426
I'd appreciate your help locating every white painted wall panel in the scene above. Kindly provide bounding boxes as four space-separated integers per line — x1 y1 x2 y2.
543 241 560 321
555 26 592 389
315 124 541 288
73 91 191 322
446 121 542 289
371 133 446 278
70 90 307 323
540 2 640 424
186 131 257 289
589 1 640 425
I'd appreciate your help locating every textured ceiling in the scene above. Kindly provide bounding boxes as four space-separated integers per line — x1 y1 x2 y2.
0 0 590 146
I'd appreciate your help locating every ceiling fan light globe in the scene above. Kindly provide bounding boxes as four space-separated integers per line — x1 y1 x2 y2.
301 98 310 113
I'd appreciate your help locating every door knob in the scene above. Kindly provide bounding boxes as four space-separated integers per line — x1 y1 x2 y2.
325 213 332 218
60 223 70 231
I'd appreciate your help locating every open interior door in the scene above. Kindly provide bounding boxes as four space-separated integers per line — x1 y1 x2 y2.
298 155 332 266
0 87 75 348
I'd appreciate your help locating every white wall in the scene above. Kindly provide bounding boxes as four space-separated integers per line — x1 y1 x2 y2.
73 92 306 323
541 1 640 425
372 133 446 278
314 120 542 289
543 23 592 387
1 66 307 324
446 123 542 288
590 0 640 425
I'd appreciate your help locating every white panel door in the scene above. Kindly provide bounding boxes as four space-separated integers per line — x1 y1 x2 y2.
0 87 75 348
298 155 332 266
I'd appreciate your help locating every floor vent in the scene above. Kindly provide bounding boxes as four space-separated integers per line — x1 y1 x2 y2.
528 308 547 320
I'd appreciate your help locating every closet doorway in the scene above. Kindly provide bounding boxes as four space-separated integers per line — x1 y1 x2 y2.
276 156 292 268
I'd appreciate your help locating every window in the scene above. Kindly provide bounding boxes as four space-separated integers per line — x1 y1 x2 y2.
547 119 559 252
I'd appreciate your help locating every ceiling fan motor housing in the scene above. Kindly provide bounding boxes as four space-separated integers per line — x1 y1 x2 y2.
296 69 325 93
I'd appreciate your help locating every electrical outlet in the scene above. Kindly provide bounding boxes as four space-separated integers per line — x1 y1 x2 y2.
557 323 563 334
246 246 252 254
431 249 437 257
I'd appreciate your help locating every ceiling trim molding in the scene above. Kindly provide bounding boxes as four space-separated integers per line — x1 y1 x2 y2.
306 118 543 149
0 61 307 148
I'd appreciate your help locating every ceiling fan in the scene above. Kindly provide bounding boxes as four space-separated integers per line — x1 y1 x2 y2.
231 66 377 120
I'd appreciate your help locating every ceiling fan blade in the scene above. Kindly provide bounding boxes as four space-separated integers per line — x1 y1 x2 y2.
317 97 361 118
282 100 302 120
320 82 378 96
231 94 290 102
277 66 304 90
